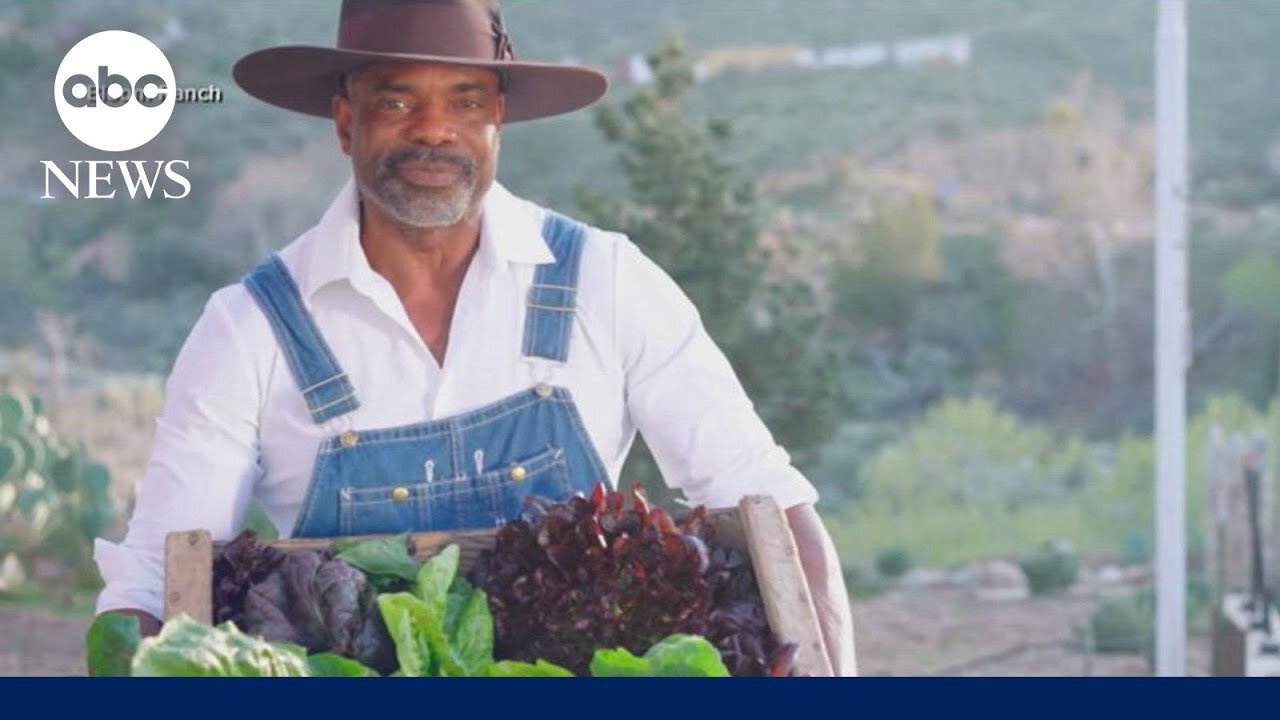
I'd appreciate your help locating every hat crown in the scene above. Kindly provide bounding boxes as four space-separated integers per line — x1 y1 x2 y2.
337 0 513 61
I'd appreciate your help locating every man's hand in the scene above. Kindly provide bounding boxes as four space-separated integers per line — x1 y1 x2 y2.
103 609 162 638
785 503 857 676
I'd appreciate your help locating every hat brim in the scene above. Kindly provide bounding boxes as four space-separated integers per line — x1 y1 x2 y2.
233 45 608 123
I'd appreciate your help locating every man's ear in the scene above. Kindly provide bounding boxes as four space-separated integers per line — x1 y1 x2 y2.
333 93 353 156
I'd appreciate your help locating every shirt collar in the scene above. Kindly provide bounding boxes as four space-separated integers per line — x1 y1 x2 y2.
299 176 555 300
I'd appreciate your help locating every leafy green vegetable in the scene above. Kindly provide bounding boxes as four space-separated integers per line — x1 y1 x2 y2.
373 545 497 676
641 634 732 677
85 612 141 677
131 615 309 677
590 635 730 677
332 534 421 592
481 659 575 677
444 575 475 634
451 586 494 675
414 544 458 617
377 593 435 677
306 652 379 677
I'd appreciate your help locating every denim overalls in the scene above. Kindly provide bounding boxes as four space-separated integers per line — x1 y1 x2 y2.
243 211 609 538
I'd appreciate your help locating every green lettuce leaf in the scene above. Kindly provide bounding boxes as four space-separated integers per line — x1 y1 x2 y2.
376 593 435 677
450 587 494 675
589 634 730 677
306 652 379 677
375 545 495 676
131 615 309 677
588 647 653 677
84 612 141 677
480 659 575 677
414 545 459 618
444 575 474 632
640 634 731 677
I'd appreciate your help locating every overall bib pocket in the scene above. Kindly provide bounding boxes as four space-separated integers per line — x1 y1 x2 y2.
487 445 572 522
454 445 572 529
337 481 433 536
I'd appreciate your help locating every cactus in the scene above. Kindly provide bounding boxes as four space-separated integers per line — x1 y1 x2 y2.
0 387 118 595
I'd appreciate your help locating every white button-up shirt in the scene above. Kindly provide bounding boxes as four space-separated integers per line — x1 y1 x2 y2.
94 178 819 619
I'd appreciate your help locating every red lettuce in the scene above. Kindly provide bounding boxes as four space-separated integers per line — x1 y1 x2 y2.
213 530 396 674
468 483 796 676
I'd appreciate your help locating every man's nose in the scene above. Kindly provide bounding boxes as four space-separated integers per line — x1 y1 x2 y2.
404 102 457 145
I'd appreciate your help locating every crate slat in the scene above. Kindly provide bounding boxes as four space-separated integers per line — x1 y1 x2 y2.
737 495 834 677
163 529 213 624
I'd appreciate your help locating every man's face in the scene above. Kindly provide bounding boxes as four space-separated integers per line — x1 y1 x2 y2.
333 61 504 229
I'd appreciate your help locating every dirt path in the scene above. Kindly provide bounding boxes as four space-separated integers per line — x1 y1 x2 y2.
0 606 91 676
854 587 1212 676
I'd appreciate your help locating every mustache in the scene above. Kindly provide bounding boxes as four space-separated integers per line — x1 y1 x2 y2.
380 147 475 175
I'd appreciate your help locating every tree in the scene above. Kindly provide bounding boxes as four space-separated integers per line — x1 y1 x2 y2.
576 34 841 503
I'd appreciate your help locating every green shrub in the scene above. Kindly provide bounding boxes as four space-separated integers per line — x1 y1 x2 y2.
858 397 1092 517
1086 579 1211 659
1088 595 1151 654
874 545 914 579
1017 540 1079 595
842 562 887 600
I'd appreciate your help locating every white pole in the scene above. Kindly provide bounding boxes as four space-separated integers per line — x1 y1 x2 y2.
1154 0 1188 677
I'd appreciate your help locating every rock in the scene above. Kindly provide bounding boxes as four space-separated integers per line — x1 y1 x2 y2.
957 560 1029 600
899 568 954 591
1095 564 1150 587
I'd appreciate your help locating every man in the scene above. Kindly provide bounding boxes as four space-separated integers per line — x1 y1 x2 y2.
94 0 856 676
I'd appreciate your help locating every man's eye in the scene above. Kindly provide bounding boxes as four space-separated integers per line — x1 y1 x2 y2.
379 98 408 111
455 98 481 110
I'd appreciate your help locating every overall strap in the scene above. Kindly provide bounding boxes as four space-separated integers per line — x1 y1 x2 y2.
242 255 360 424
522 211 588 363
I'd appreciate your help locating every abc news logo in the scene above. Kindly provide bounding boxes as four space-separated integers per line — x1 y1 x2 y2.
43 30 190 199
61 66 169 108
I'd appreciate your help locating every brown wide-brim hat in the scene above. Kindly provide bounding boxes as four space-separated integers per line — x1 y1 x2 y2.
232 0 608 123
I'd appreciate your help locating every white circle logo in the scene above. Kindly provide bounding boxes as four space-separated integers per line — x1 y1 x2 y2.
53 31 176 152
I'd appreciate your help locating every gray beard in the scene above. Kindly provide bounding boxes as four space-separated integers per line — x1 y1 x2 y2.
360 148 479 228
359 173 475 228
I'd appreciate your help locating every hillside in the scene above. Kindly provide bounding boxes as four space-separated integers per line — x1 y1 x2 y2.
2 0 1279 398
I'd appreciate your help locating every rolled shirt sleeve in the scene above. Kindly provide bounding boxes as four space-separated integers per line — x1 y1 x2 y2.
615 238 819 511
93 290 262 619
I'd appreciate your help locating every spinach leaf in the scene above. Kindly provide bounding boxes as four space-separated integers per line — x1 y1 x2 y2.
333 534 420 592
84 612 141 677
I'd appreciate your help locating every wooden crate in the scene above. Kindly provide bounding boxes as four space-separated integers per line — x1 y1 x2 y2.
164 494 836 676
